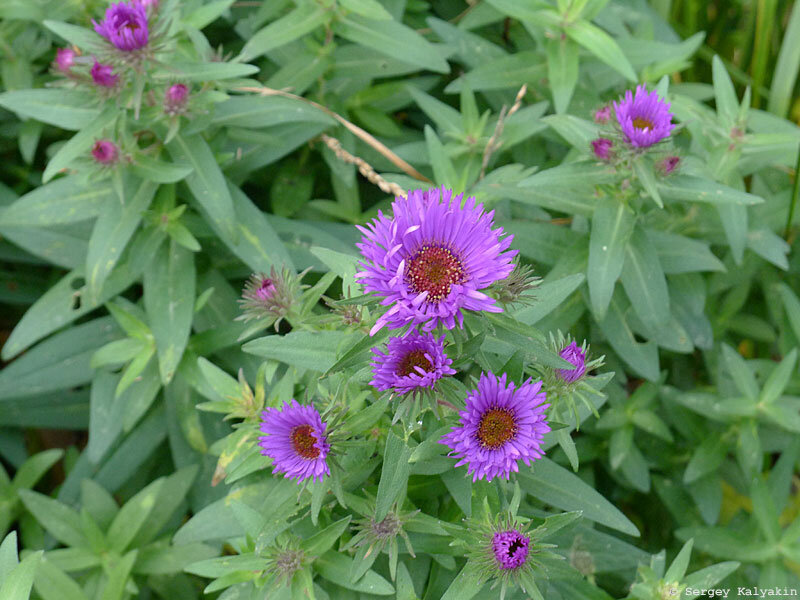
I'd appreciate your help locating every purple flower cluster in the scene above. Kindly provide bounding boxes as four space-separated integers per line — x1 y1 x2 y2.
439 372 550 482
258 400 330 483
370 332 455 395
356 187 516 334
613 84 675 148
93 1 149 51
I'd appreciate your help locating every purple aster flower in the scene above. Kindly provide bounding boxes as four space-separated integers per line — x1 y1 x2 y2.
93 1 149 52
370 331 456 395
91 60 119 88
258 400 330 483
54 48 75 73
492 530 530 570
91 139 119 165
356 187 516 334
439 372 550 482
557 341 586 383
164 83 189 115
591 138 613 161
593 105 611 124
613 84 675 148
657 155 680 175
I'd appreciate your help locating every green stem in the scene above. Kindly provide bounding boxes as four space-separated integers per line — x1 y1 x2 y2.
784 142 800 240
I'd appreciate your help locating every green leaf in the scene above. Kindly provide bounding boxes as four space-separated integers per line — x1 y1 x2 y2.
107 478 166 554
144 240 196 385
151 62 258 82
546 36 579 113
100 550 137 600
43 20 104 51
445 51 546 93
598 293 660 381
211 96 334 129
664 538 694 582
86 178 157 303
182 0 236 29
239 5 329 62
243 331 358 372
632 157 663 208
18 490 87 547
0 551 41 600
408 87 462 136
313 551 394 595
658 175 764 205
335 15 449 74
681 561 740 593
424 125 458 188
620 225 670 330
375 433 413 522
32 558 90 600
43 105 117 183
440 563 484 600
166 133 236 240
565 20 637 81
512 274 586 325
712 55 739 128
0 89 100 131
684 435 729 483
300 516 351 556
759 349 798 404
0 176 113 227
767 0 800 117
588 198 635 320
721 344 759 399
647 230 725 274
339 0 393 19
130 155 193 183
518 458 640 536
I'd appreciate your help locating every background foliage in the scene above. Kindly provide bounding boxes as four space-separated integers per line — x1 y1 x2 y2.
0 0 799 599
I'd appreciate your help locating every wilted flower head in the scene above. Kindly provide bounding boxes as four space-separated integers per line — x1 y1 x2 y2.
493 261 539 307
356 187 516 334
54 48 75 73
263 537 306 587
613 84 675 148
557 341 586 383
593 105 611 124
439 372 550 482
658 155 680 175
91 60 119 88
370 331 455 395
91 139 119 165
164 83 189 115
238 267 298 327
93 1 149 51
258 399 330 483
591 138 613 161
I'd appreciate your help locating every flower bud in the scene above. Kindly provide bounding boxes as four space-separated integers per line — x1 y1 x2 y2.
593 105 611 124
93 1 149 52
658 155 680 175
164 83 189 115
91 139 119 165
557 341 586 383
54 48 75 73
591 138 613 161
91 60 119 88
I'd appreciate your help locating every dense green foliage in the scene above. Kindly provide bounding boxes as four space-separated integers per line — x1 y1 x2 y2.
0 1 799 599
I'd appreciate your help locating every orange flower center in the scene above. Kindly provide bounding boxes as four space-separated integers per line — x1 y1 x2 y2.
290 425 320 459
406 245 465 303
397 350 433 377
632 117 654 130
477 408 516 449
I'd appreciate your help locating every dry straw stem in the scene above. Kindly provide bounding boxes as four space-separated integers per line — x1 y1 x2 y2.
321 134 407 198
480 84 527 179
236 85 431 184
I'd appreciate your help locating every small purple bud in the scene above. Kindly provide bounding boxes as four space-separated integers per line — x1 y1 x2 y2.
55 48 75 73
492 530 530 570
591 138 613 161
92 139 119 165
256 277 276 302
93 1 149 52
164 83 189 114
557 341 586 383
91 60 119 88
593 105 611 124
658 156 680 175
